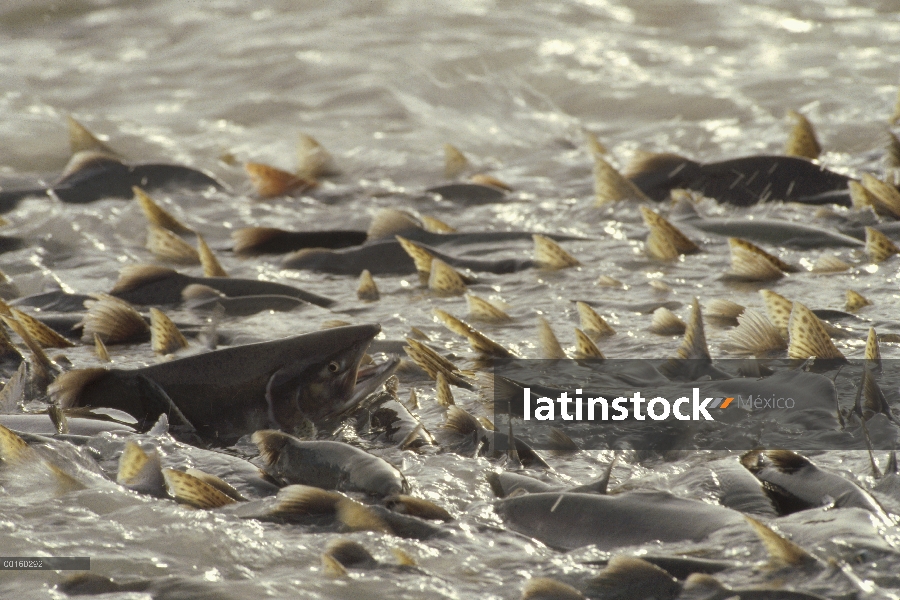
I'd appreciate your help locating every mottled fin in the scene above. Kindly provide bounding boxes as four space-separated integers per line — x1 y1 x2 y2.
336 498 390 533
744 515 817 568
443 405 481 436
849 180 878 211
728 238 790 280
1 315 54 382
145 225 200 264
466 293 511 323
428 258 468 296
244 162 315 198
845 289 872 312
357 269 380 301
865 227 900 263
433 308 514 358
866 328 882 369
547 427 580 453
117 441 165 495
197 235 228 277
93 333 110 362
533 234 580 269
251 430 289 466
435 372 455 407
325 539 376 568
162 469 237 509
575 302 616 339
588 556 679 599
645 226 679 260
784 110 821 159
0 423 34 465
594 155 651 205
811 254 852 273
368 209 422 240
641 206 699 258
538 317 567 359
80 294 149 344
185 468 246 502
9 309 74 349
788 302 844 360
584 131 608 157
149 308 188 355
396 236 434 284
133 187 193 234
861 173 900 219
270 485 343 517
48 368 108 409
648 307 686 335
111 264 178 294
706 298 745 324
522 577 585 600
321 553 348 578
759 289 792 339
67 116 116 155
181 283 223 302
672 298 710 360
573 328 604 359
469 174 511 191
384 495 453 522
296 133 336 179
444 144 469 179
421 214 457 233
722 309 787 356
402 338 466 385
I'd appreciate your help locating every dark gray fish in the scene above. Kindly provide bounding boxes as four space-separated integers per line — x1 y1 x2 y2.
59 573 244 600
282 238 533 276
109 264 335 308
181 284 307 317
682 574 830 600
442 405 550 469
741 449 890 523
11 290 94 313
365 394 435 447
0 413 135 437
628 153 855 206
252 429 409 497
706 458 778 517
0 151 224 211
50 325 399 446
426 183 506 203
494 490 746 551
486 469 612 498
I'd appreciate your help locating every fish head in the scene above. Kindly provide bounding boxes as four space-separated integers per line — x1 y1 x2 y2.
265 324 399 434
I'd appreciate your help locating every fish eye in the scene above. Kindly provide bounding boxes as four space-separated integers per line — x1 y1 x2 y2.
328 361 340 373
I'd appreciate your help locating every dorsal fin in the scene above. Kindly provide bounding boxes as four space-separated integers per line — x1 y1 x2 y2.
383 495 453 522
1 315 55 384
787 301 844 360
583 131 608 157
640 206 699 257
573 328 604 359
435 372 455 407
335 498 390 533
9 309 75 349
865 227 900 263
849 180 878 211
149 308 188 355
244 162 315 198
93 333 110 362
111 265 178 294
468 174 511 192
60 150 122 179
466 293 511 323
185 468 245 502
117 441 165 496
67 116 116 155
759 289 792 339
575 302 616 339
673 298 710 360
538 317 567 359
595 275 624 288
80 294 149 344
357 269 380 301
368 209 422 240
744 515 817 568
533 235 580 269
587 556 679 599
706 298 745 324
428 259 468 296
402 338 467 386
0 423 35 465
321 553 348 578
433 309 514 358
296 133 336 179
395 236 434 284
197 235 228 277
391 547 418 567
648 307 686 335
523 577 585 600
622 151 692 179
421 214 457 233
811 254 852 273
721 309 786 356
269 485 342 517
866 327 882 369
145 225 200 264
48 367 108 409
443 405 481 436
133 187 193 234
860 174 900 219
594 155 651 205
181 284 223 302
845 289 871 312
444 144 469 178
162 469 237 509
784 110 821 159
727 238 790 281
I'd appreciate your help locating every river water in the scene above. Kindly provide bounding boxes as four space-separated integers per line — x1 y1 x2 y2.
1 0 900 598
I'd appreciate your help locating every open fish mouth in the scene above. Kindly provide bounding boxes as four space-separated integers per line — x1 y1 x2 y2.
334 356 401 416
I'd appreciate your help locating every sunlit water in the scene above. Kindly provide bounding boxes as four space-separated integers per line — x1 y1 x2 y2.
1 0 900 598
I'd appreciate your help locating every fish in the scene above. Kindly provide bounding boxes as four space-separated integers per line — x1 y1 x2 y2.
669 198 865 248
50 324 399 445
0 151 224 211
441 405 550 468
425 182 506 203
626 153 856 206
682 574 830 600
252 429 409 497
0 413 136 437
181 284 308 317
108 264 335 308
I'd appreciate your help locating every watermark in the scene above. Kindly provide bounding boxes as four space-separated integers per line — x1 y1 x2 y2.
522 389 734 421
0 557 90 570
